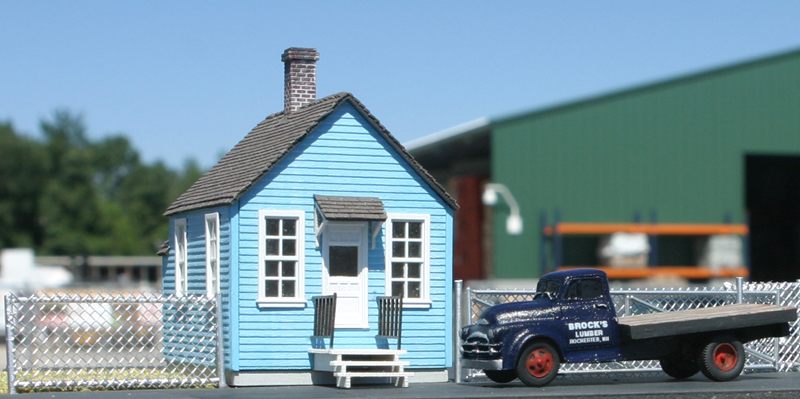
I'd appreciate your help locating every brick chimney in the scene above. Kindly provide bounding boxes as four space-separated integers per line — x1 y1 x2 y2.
282 47 320 114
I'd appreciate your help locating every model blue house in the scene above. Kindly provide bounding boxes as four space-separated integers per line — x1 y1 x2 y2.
161 48 457 387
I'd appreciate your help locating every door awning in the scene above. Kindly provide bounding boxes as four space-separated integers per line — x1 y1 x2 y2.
313 195 387 221
314 195 387 249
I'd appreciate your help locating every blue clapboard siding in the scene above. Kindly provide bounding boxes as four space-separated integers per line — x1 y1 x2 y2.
163 206 232 367
232 102 453 371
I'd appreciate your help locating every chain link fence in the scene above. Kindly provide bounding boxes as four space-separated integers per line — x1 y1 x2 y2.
4 291 222 394
460 279 800 381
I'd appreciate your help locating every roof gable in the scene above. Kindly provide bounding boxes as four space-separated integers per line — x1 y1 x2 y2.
165 92 457 216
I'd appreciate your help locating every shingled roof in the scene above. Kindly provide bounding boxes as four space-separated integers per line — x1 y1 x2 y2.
164 92 457 216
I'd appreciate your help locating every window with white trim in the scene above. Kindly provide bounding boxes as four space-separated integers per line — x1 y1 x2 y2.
174 218 188 295
205 213 220 299
258 210 306 307
386 214 431 307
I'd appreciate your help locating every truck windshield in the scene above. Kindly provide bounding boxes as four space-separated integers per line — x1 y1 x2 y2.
536 280 560 297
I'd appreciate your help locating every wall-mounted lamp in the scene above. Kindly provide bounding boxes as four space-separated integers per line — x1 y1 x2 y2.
482 183 523 235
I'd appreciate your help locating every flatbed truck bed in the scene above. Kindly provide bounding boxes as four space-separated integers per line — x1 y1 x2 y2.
619 303 797 340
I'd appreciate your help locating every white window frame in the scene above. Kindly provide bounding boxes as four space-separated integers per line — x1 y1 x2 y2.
174 218 188 296
205 213 221 299
257 209 306 308
385 213 432 308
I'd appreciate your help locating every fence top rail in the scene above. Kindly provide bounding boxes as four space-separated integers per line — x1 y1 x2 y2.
611 289 779 296
469 289 537 295
469 288 780 297
5 292 215 304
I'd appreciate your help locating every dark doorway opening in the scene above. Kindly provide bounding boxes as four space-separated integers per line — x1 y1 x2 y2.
746 155 800 282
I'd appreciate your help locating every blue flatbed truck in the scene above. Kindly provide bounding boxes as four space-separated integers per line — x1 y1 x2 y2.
460 269 797 387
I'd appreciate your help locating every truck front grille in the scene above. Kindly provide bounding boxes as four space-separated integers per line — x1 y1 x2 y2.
462 339 502 360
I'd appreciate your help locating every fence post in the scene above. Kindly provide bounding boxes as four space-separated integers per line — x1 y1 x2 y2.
774 289 783 370
624 294 631 317
465 287 473 324
460 287 474 383
5 293 17 395
454 280 462 384
736 277 744 304
215 293 227 389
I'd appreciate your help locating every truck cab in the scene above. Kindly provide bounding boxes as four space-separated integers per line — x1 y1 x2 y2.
461 269 623 385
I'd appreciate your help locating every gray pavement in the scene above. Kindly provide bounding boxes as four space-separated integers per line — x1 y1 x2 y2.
17 372 800 399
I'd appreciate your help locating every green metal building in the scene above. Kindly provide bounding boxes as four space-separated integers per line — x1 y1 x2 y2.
409 48 800 283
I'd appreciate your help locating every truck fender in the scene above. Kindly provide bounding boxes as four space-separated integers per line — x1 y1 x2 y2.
504 329 564 370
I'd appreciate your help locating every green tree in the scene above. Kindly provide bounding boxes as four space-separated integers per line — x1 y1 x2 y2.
37 113 107 255
117 162 176 253
91 135 140 201
0 122 47 248
2 110 208 256
40 110 89 175
172 158 204 200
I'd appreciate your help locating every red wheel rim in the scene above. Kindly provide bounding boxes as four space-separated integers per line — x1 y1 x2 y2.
525 348 554 378
713 343 738 372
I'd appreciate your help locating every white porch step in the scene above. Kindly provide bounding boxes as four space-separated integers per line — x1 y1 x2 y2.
309 348 413 388
309 348 406 355
334 371 414 378
330 360 410 367
333 371 414 388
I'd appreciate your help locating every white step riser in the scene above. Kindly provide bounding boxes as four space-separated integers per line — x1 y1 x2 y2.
309 348 413 388
330 361 410 367
334 372 414 378
335 374 411 389
309 348 407 355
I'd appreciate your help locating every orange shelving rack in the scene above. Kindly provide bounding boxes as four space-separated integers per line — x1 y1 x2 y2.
540 213 749 280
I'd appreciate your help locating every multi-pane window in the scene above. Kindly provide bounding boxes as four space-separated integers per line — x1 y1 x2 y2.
258 210 305 307
386 214 430 306
174 219 188 295
205 213 220 298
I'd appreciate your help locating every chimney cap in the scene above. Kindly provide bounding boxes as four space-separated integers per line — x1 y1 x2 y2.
282 47 320 62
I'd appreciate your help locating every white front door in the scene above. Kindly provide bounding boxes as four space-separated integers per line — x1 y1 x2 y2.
323 223 368 329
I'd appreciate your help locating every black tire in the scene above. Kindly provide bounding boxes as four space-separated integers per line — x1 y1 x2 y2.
484 369 517 383
660 356 700 379
516 341 560 387
697 336 745 382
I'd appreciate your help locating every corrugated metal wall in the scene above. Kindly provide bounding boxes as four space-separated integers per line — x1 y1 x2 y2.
490 50 800 279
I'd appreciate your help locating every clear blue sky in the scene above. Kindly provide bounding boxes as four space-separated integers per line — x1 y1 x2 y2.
3 1 800 170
